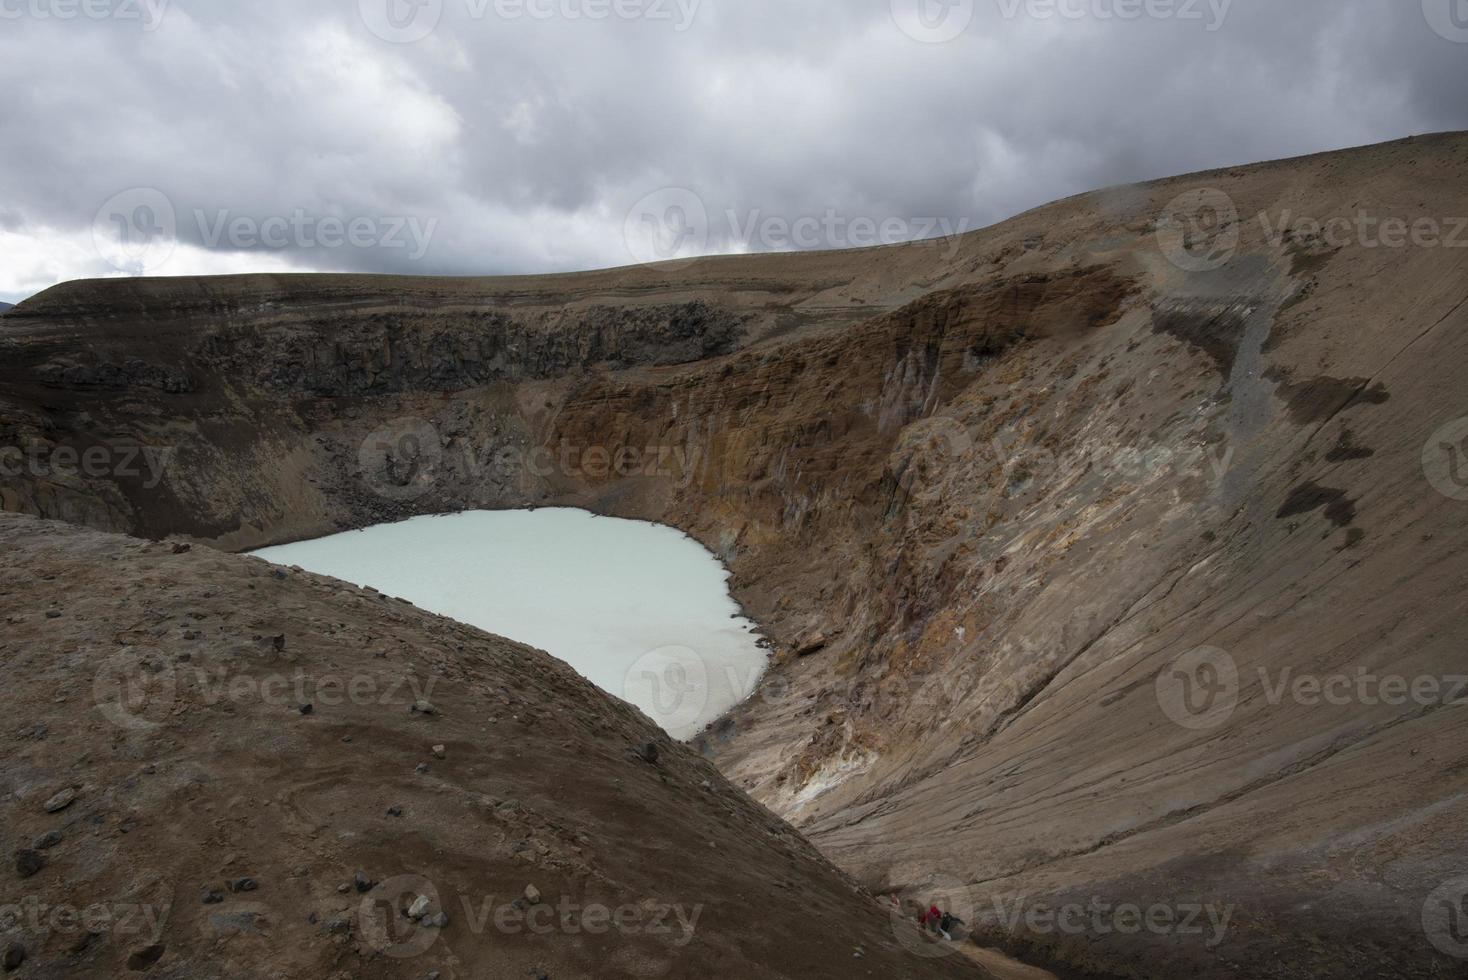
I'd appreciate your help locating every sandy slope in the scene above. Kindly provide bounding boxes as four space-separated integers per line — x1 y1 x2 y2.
0 513 989 979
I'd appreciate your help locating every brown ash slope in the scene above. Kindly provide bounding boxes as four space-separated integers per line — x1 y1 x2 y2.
2 133 1467 977
0 514 988 979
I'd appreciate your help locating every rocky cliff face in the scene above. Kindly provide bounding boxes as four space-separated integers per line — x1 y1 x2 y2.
3 133 1468 978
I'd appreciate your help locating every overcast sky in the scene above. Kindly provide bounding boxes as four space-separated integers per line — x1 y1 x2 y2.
0 0 1465 304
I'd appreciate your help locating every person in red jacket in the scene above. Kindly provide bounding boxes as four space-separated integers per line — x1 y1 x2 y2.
920 904 943 934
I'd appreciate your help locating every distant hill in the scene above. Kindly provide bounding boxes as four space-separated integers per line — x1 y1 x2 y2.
0 302 13 314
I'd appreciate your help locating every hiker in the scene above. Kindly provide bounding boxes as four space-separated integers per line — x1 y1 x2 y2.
920 903 943 934
939 910 965 940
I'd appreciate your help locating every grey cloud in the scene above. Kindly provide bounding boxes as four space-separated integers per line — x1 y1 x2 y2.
0 0 1464 302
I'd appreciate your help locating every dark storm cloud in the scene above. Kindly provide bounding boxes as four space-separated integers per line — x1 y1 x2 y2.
0 0 1464 301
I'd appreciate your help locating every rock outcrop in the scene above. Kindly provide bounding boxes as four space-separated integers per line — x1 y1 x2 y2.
3 133 1468 977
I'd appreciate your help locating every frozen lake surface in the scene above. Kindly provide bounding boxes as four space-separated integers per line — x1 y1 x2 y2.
252 509 766 739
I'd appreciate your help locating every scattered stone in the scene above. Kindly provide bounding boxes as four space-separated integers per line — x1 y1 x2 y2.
796 632 829 657
432 745 447 760
426 911 450 929
299 703 314 716
337 883 350 894
354 872 376 893
2 944 24 972
410 699 438 716
408 895 432 920
33 830 63 850
171 542 191 554
271 569 287 580
523 884 542 906
201 889 224 905
326 918 350 935
126 943 166 970
45 609 62 619
227 877 258 893
632 742 660 765
415 763 430 775
342 735 353 743
426 972 441 980
45 788 77 815
272 634 286 652
14 849 45 878
387 806 403 817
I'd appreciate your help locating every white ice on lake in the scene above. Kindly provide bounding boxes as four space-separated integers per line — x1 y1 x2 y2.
251 509 767 739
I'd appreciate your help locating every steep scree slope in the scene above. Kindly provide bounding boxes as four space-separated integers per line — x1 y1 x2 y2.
0 514 987 979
